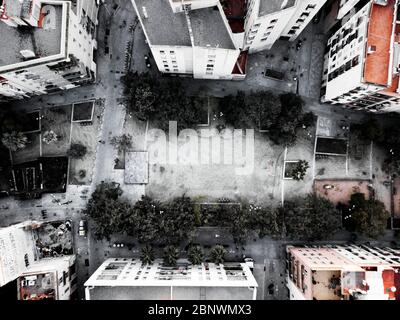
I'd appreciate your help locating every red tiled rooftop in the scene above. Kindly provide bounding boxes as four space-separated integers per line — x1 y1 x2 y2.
232 50 248 75
221 0 246 18
383 75 400 95
228 19 245 33
363 0 396 87
382 269 397 300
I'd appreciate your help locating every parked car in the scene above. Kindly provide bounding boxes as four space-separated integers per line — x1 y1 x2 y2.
244 257 254 271
78 220 87 237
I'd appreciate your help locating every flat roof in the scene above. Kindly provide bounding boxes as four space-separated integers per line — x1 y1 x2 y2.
363 0 396 86
0 2 63 67
134 0 191 46
2 0 31 18
85 258 258 288
258 0 297 16
189 6 236 49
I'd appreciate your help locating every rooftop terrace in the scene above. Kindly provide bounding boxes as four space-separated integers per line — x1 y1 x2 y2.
0 3 63 68
134 0 191 46
363 0 396 86
259 0 296 17
134 0 236 49
189 6 236 49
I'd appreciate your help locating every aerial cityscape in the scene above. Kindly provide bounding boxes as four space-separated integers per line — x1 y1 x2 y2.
1 0 400 306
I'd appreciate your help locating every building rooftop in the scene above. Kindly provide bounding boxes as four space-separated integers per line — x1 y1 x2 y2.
134 0 191 46
18 272 57 300
85 258 257 300
2 0 31 18
0 222 37 287
189 6 236 49
258 0 297 17
0 2 63 68
363 0 395 86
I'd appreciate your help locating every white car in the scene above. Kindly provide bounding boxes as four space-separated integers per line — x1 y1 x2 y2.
244 257 254 270
78 220 87 237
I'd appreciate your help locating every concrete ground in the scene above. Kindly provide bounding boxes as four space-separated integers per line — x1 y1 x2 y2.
145 129 284 205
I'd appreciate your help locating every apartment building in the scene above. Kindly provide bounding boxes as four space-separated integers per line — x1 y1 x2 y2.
321 0 400 113
0 0 98 100
0 221 36 286
132 0 246 80
85 258 258 300
244 0 327 53
0 221 77 300
17 255 77 300
286 245 400 300
337 0 365 19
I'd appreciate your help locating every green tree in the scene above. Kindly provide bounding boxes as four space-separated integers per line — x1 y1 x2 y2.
67 143 87 159
246 205 282 239
353 118 384 143
348 193 389 238
122 72 159 121
162 195 196 244
42 130 58 145
126 195 163 244
187 245 204 265
283 194 342 240
110 134 133 152
210 245 227 264
289 160 310 181
268 93 305 146
163 245 179 267
122 72 204 130
1 131 29 152
84 182 129 240
218 91 247 128
140 244 155 265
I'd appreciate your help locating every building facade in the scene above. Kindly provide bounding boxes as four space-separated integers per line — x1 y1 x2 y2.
321 0 400 113
0 221 77 300
85 258 258 300
0 0 98 100
244 0 328 53
286 245 400 300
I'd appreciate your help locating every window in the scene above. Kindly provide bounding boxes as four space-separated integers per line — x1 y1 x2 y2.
24 254 29 267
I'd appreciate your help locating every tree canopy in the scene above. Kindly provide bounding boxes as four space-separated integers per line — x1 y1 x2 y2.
282 194 342 240
121 72 204 131
218 91 310 145
346 193 389 238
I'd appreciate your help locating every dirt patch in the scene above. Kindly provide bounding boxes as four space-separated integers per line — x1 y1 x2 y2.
314 179 371 205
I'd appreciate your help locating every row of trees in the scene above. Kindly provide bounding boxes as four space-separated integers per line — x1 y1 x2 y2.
85 182 197 243
121 72 204 131
218 91 314 146
140 244 227 267
86 182 350 244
